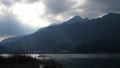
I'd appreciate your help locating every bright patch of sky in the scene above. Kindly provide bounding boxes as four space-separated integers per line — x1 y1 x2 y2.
0 0 120 41
11 1 50 28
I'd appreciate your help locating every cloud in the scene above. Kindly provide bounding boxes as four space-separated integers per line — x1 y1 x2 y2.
77 0 120 18
1 0 120 19
0 13 33 37
0 0 119 38
95 0 120 12
71 0 120 18
0 0 40 7
41 0 120 23
42 0 77 15
0 1 36 39
0 0 14 6
24 0 40 4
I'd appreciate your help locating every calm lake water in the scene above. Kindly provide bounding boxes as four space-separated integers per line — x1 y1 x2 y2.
1 54 120 68
1 54 120 59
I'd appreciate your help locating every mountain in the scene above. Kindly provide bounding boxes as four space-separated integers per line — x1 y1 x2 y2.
1 35 26 44
3 13 120 53
0 44 11 53
74 41 120 53
64 15 89 24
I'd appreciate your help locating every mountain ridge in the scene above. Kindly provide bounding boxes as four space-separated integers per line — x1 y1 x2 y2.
2 13 120 53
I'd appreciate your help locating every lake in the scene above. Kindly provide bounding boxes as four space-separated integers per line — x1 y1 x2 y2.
1 54 120 59
1 54 120 68
37 54 120 59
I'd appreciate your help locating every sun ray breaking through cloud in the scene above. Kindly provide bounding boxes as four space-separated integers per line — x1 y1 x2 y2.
11 1 50 28
0 0 120 40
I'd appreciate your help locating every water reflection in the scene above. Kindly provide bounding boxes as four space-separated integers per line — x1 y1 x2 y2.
1 54 120 68
1 54 120 59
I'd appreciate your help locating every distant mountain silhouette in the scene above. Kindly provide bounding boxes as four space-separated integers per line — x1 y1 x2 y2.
64 15 87 24
74 40 120 53
0 44 11 53
3 13 120 53
1 35 25 44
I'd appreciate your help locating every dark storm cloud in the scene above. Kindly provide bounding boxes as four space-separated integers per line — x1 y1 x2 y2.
0 13 33 36
76 0 120 18
42 0 77 15
0 0 119 37
41 0 120 19
96 0 120 12
1 0 120 18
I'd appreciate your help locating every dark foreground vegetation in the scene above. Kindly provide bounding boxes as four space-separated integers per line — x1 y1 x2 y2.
0 54 63 68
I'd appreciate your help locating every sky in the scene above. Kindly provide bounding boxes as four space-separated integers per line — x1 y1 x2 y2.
0 0 120 41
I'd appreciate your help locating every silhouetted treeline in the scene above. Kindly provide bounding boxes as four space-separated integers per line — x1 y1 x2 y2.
0 54 63 68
